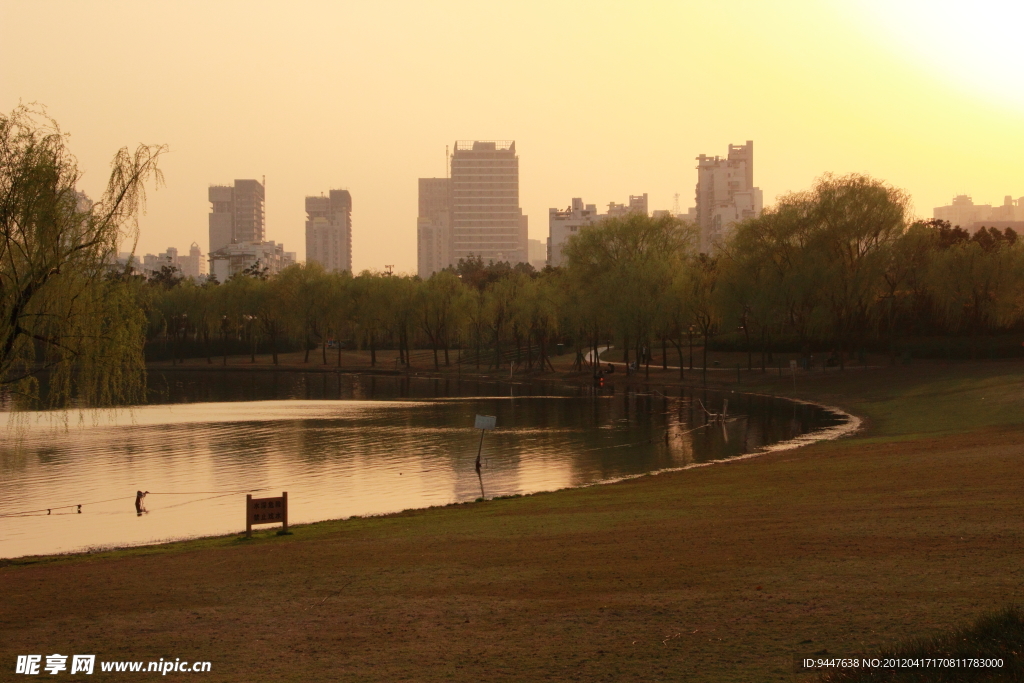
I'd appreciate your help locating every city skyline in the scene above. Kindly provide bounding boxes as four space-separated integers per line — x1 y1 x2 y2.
4 1 1024 274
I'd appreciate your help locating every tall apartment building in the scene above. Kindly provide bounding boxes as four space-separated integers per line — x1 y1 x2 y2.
305 190 353 273
934 194 1024 233
450 140 527 265
416 178 451 279
208 179 265 253
693 141 762 252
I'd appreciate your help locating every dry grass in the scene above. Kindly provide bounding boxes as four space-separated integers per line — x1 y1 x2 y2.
3 359 1023 681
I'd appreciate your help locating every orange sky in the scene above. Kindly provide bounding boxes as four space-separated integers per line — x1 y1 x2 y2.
3 0 1022 273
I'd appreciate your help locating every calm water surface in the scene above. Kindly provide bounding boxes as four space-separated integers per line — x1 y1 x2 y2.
0 371 844 558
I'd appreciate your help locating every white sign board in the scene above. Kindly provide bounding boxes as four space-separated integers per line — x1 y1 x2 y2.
789 360 798 370
474 415 496 430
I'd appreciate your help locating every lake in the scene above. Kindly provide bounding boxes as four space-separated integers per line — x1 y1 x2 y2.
0 370 846 558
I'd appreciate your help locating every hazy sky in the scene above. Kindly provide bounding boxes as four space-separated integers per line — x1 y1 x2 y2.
3 1 1023 273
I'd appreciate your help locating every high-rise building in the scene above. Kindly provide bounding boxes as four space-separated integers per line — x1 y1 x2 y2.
208 179 265 253
692 141 762 252
416 178 451 279
450 140 527 265
305 190 353 273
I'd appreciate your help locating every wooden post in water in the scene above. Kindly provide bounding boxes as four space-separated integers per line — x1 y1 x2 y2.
474 415 496 500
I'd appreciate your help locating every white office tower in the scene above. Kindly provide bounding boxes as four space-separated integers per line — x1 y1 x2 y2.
305 190 353 273
450 141 527 265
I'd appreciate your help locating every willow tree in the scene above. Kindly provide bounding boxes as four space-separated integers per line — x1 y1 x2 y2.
563 212 691 370
0 106 164 408
809 173 909 367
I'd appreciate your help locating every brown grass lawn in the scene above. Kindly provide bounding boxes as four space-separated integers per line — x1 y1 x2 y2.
3 357 1023 681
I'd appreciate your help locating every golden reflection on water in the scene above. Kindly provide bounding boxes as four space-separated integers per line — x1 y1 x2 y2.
0 390 831 559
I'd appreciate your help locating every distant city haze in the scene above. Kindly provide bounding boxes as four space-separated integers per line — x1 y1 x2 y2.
3 1 1023 274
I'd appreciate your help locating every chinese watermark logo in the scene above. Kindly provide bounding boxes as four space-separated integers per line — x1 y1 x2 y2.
16 655 94 675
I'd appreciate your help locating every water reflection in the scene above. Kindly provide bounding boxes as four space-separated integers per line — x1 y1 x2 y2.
0 372 843 558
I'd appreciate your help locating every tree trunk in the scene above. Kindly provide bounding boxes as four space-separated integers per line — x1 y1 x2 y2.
702 330 709 385
673 340 685 380
760 327 767 373
370 331 376 367
745 327 752 370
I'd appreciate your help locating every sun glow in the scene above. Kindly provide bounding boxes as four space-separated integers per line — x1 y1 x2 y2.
849 0 1024 111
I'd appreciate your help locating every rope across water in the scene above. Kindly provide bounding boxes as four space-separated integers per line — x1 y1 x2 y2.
0 489 264 518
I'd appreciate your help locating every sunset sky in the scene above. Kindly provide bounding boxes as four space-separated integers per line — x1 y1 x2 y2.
3 0 1023 273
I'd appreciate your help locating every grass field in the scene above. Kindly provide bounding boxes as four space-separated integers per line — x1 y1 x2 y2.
2 357 1022 681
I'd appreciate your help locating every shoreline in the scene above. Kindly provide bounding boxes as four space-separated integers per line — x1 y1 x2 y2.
1 375 859 565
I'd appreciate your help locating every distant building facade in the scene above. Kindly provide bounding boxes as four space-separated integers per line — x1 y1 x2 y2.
208 241 296 282
207 177 295 280
933 194 1024 233
546 194 650 268
305 190 352 273
179 242 206 279
548 198 601 268
450 140 527 265
607 194 649 218
416 178 451 279
142 248 175 276
208 179 266 253
691 140 762 252
417 141 528 277
527 238 546 271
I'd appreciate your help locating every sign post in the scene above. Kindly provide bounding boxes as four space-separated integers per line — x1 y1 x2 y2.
246 492 288 538
474 415 496 498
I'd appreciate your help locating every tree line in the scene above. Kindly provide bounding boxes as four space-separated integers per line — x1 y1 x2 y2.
145 173 1024 379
